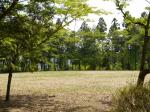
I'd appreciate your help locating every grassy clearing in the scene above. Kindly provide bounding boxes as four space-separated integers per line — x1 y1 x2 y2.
0 71 149 112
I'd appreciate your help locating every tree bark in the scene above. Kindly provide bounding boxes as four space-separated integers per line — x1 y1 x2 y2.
5 67 13 101
137 71 147 86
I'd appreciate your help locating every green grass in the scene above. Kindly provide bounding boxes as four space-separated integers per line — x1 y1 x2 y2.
0 71 150 112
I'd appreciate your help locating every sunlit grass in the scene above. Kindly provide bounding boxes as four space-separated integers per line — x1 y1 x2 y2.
0 71 143 95
1 71 150 112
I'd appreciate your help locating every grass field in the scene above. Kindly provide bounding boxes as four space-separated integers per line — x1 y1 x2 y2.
0 71 149 112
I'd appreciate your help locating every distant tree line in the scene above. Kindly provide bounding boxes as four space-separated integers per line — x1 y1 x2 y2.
0 15 146 72
42 16 143 71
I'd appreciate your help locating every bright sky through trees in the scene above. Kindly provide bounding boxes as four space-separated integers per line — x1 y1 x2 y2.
67 0 149 31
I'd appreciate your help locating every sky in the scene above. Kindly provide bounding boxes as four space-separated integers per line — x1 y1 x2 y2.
67 0 150 31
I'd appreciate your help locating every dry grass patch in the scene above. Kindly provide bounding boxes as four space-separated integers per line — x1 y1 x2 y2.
0 71 147 112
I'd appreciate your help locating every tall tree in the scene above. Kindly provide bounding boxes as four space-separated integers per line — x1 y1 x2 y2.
95 17 107 69
114 0 150 85
96 17 107 32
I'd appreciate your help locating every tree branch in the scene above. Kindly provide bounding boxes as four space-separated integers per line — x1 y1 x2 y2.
37 17 76 46
37 7 80 46
115 0 146 28
146 11 150 30
0 0 19 21
145 0 150 5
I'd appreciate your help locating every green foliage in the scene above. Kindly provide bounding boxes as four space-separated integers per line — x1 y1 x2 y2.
0 0 102 72
110 62 122 70
111 84 150 112
0 0 147 72
96 17 107 32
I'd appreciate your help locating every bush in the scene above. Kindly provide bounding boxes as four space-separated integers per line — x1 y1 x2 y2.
111 84 150 112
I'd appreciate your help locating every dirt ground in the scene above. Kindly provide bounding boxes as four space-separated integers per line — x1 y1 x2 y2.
0 71 142 112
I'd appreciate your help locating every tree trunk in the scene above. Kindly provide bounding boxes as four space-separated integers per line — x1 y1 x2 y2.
78 60 81 70
137 40 149 85
137 11 150 86
54 59 56 71
72 63 74 70
137 71 147 86
5 68 13 101
84 64 86 70
115 2 150 86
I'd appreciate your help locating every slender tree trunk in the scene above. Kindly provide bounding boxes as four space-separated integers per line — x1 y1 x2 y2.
134 54 137 70
78 60 81 70
84 64 86 70
5 67 13 101
72 63 73 70
74 65 75 70
54 59 56 71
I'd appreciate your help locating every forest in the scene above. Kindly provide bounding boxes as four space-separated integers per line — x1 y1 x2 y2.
35 17 143 71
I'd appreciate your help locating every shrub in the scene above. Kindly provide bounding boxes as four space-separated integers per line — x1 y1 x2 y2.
111 84 150 112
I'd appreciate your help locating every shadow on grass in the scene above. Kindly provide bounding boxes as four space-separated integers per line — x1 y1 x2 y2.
0 94 56 112
0 95 94 112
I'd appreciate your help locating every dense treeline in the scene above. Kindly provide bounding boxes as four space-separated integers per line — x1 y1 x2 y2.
0 15 145 72
0 1 146 73
35 16 144 71
0 15 146 72
1 17 144 72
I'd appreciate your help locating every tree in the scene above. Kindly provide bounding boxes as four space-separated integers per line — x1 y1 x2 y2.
95 17 107 69
107 18 121 69
0 0 102 101
78 21 106 70
114 0 150 85
96 17 107 32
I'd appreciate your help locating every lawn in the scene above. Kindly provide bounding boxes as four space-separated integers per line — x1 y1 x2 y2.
0 71 149 112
